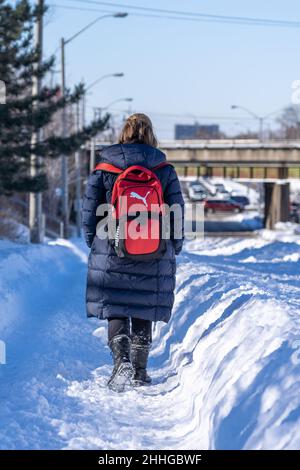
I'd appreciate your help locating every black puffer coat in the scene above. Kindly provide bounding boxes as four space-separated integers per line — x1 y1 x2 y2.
82 143 184 323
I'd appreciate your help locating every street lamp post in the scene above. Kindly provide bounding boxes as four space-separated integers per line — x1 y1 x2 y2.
72 73 125 237
60 37 68 239
231 105 264 142
231 105 282 142
82 73 124 128
89 98 133 171
93 97 133 120
102 97 133 111
74 102 81 237
60 12 128 238
94 97 133 121
29 0 44 243
86 73 124 92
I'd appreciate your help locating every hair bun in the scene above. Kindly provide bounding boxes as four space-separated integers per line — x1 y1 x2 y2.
118 113 158 147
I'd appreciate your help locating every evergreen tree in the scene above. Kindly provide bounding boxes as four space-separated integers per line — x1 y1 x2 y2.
0 0 108 194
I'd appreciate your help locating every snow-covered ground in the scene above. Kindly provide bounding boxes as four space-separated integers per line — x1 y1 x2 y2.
0 231 300 450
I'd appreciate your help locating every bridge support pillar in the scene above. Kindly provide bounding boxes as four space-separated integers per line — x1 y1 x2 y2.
264 182 290 229
204 167 212 178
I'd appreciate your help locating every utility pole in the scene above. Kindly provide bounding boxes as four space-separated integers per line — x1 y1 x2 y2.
259 117 264 142
29 0 43 243
75 101 82 237
89 107 100 172
59 13 128 238
90 137 96 173
81 91 86 129
60 37 69 238
82 72 124 131
231 104 283 143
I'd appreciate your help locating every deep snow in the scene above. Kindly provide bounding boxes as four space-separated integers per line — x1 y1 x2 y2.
0 232 300 450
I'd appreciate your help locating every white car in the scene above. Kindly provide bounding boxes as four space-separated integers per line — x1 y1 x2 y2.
188 183 209 201
213 183 231 196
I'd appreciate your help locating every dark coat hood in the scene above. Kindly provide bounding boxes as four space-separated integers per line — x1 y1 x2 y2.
98 143 166 170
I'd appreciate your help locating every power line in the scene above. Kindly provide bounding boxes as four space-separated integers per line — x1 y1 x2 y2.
52 4 243 24
49 4 300 28
51 0 300 28
84 106 284 122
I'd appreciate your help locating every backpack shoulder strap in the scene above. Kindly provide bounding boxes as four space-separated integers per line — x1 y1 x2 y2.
94 161 173 173
152 162 173 171
94 162 123 174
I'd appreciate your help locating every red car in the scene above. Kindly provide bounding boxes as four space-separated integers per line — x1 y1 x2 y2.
204 198 244 214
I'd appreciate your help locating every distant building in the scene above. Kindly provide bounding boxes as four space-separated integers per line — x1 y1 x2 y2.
175 123 220 140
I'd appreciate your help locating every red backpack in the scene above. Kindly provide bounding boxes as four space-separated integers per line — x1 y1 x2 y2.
94 162 172 260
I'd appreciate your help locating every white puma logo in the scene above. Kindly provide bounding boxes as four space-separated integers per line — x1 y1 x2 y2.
130 191 150 207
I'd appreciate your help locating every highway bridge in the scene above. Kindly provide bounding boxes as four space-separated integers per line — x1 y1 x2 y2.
91 139 300 229
159 139 300 179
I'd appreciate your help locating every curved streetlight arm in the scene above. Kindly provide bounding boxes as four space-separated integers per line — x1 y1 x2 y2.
231 105 260 120
263 107 284 120
232 104 284 121
231 104 265 141
65 12 128 45
102 98 133 109
86 73 124 92
92 98 133 121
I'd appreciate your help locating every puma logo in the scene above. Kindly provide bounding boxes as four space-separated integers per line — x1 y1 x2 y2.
130 191 150 207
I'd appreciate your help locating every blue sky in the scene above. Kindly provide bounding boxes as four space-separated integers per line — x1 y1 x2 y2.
43 0 300 138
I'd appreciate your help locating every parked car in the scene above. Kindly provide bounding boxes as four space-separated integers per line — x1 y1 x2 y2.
188 183 209 201
230 195 250 207
213 183 231 197
204 198 244 214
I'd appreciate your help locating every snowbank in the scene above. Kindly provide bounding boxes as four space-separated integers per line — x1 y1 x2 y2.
0 234 300 449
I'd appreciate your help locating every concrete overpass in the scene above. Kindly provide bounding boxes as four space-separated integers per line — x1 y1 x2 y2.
159 139 300 179
92 139 300 229
159 139 300 229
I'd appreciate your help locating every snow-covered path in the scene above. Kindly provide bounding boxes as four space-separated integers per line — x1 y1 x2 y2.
1 234 300 450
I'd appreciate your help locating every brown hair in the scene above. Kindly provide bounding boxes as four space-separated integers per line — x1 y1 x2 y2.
118 113 158 147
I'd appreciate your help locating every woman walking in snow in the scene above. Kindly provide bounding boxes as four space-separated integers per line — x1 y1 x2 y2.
82 113 184 392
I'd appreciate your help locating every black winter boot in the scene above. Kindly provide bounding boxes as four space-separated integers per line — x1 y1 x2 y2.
131 343 151 386
107 334 134 392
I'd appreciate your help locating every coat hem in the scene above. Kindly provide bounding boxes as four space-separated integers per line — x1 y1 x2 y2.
86 305 171 323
